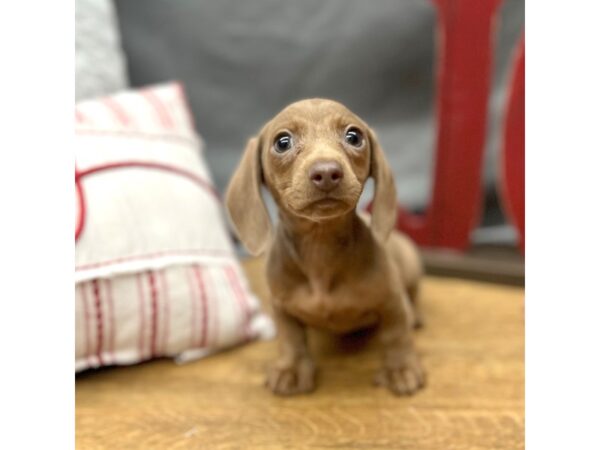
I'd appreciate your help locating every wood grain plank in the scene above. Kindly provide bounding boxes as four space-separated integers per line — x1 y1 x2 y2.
76 257 524 450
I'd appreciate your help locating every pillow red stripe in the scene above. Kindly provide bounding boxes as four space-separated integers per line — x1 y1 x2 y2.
147 271 160 358
185 267 198 349
75 108 91 124
103 97 132 127
78 283 93 367
224 266 251 341
204 269 219 346
135 274 147 361
91 280 105 366
103 279 116 364
142 89 174 129
75 168 86 241
192 265 209 348
158 270 171 355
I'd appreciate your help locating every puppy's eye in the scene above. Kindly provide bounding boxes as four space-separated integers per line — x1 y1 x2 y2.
345 127 364 148
274 133 293 153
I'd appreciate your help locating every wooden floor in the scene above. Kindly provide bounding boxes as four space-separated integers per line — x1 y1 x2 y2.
76 257 524 449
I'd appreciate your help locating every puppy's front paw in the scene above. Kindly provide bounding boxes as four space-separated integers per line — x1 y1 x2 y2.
374 355 426 396
265 357 316 396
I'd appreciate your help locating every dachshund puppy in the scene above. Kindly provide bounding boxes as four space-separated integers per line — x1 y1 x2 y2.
226 99 425 396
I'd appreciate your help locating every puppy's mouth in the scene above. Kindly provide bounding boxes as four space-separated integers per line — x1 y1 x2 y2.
311 197 345 209
292 195 355 219
281 181 363 220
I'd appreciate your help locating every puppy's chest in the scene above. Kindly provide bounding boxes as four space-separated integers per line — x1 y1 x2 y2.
282 271 385 333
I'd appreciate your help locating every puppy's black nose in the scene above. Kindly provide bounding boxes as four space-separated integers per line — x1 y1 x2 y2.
309 161 344 192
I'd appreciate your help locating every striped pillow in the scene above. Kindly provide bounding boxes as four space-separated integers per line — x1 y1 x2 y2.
75 82 273 372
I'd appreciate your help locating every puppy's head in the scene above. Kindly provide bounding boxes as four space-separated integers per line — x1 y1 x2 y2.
226 99 397 255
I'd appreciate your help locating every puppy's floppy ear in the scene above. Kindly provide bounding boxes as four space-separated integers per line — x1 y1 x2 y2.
225 137 273 255
368 128 398 242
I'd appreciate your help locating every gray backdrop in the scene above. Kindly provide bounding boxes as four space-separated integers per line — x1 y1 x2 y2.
114 0 523 244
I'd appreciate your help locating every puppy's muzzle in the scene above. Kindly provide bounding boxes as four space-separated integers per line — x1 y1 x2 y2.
308 160 344 193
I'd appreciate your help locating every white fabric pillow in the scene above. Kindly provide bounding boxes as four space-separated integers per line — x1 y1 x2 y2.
75 82 273 372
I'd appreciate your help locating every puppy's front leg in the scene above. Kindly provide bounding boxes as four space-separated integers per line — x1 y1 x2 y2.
374 292 426 395
266 305 316 396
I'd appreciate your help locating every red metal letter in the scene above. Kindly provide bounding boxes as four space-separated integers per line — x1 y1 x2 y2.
498 35 525 253
395 0 502 250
